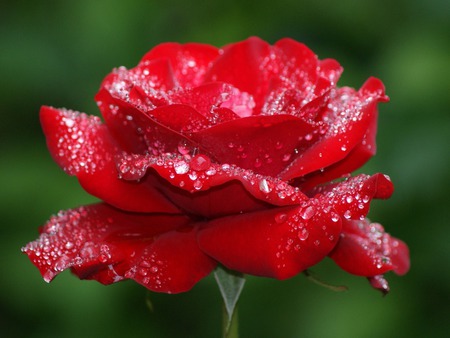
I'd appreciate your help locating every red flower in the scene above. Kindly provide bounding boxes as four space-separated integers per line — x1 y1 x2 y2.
23 37 409 294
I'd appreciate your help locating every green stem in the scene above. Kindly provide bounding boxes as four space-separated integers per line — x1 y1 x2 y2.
222 304 239 338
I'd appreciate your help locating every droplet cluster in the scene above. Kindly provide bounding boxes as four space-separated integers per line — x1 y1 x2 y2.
52 109 110 175
269 198 341 274
117 150 308 206
315 174 378 221
124 250 168 291
22 206 108 282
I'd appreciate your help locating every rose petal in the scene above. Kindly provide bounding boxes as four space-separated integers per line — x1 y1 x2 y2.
96 88 202 156
198 201 342 279
368 275 390 295
117 152 308 218
297 112 378 190
318 58 343 86
269 38 320 96
311 173 394 222
140 42 219 87
170 82 253 120
261 39 339 118
329 218 410 277
40 106 179 213
279 77 388 181
205 37 272 110
191 114 316 177
22 203 216 294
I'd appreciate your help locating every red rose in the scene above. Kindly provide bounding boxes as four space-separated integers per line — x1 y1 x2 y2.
23 37 409 294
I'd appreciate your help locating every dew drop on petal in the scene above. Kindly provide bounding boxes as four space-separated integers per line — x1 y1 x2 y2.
298 228 309 241
344 210 352 219
274 213 288 224
259 178 271 193
190 154 211 171
193 180 203 190
65 242 74 250
174 160 189 174
331 213 340 222
177 141 191 155
300 206 316 220
282 153 292 162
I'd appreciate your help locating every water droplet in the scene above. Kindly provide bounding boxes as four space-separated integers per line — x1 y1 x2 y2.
205 168 217 176
174 161 189 174
62 117 75 128
65 242 74 250
191 154 211 171
298 228 309 241
282 153 291 162
274 213 288 224
193 180 203 190
344 210 352 219
305 133 313 141
177 141 191 155
314 240 321 246
341 145 347 152
346 196 353 203
330 213 339 222
300 206 316 220
139 268 148 276
259 178 271 193
99 254 109 263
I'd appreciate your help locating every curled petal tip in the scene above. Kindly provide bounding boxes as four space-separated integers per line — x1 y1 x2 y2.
368 275 390 295
361 77 389 102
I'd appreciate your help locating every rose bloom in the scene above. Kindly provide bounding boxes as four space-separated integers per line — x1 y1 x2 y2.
23 37 409 294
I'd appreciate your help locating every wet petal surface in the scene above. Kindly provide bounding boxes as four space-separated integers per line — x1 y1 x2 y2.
329 218 410 277
280 78 388 182
40 106 179 213
22 203 216 293
198 201 342 279
117 152 308 218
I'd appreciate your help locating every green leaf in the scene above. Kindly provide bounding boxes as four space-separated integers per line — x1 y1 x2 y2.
214 266 245 333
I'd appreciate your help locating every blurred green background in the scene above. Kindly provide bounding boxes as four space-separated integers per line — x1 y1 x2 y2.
1 0 449 337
